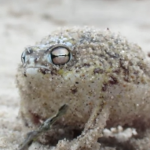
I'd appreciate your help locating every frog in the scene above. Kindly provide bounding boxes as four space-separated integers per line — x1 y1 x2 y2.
16 27 150 150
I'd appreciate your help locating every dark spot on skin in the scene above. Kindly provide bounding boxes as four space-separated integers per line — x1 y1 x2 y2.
104 50 119 58
119 59 127 70
71 86 78 94
99 95 104 99
119 59 130 82
23 72 27 77
39 68 50 74
137 62 146 70
109 76 118 85
83 63 90 67
76 70 80 73
75 82 79 84
34 57 39 63
51 68 58 75
129 61 133 66
113 69 120 74
43 102 47 106
29 110 43 125
124 76 129 82
101 83 107 91
39 68 47 74
93 68 104 74
133 70 139 75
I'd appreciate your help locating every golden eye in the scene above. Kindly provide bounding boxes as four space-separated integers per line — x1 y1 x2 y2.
50 47 71 65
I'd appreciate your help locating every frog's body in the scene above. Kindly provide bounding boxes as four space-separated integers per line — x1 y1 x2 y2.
16 27 150 148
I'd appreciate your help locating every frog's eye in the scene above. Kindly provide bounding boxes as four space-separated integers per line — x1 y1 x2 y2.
49 47 71 65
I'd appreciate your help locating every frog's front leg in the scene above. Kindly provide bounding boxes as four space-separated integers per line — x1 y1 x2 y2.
56 102 110 150
83 100 108 132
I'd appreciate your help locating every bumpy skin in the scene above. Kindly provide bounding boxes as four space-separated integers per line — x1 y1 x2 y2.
16 27 150 146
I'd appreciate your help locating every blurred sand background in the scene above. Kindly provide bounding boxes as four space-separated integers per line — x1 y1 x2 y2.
0 0 150 149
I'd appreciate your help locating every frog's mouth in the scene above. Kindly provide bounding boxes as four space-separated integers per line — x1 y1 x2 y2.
23 66 51 76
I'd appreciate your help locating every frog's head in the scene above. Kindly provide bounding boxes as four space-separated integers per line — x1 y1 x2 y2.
20 30 102 79
21 44 75 76
20 33 80 77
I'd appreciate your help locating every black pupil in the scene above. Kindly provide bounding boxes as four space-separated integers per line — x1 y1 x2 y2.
51 54 68 59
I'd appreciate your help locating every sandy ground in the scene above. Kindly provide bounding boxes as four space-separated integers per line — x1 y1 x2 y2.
0 0 150 150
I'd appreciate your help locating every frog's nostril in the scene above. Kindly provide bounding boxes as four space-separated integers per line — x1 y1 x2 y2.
34 57 39 63
21 48 34 64
21 51 26 64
